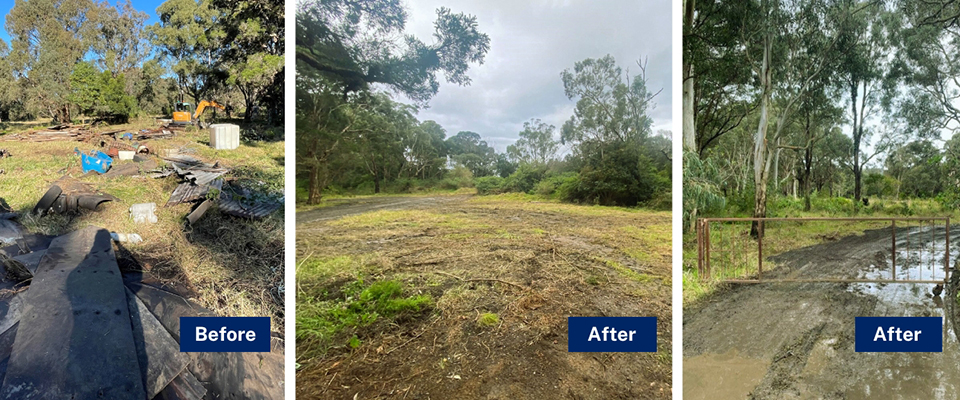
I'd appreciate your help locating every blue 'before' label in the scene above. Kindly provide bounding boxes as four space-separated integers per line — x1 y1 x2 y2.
568 317 657 352
855 316 942 352
180 317 271 352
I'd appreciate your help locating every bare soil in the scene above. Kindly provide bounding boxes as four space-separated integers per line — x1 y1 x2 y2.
297 195 672 399
684 226 960 399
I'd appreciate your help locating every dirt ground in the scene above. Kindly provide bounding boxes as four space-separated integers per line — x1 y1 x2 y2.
296 195 672 399
684 225 960 399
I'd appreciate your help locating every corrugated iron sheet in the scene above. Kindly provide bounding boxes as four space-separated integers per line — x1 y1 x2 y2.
164 156 229 186
218 196 281 219
166 179 223 205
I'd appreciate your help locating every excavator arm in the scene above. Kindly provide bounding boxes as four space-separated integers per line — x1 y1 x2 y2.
193 101 226 119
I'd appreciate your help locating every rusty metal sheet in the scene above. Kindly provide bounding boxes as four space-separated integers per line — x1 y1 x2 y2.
0 227 146 399
166 179 223 206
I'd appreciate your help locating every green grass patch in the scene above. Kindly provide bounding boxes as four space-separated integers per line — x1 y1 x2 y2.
477 312 499 327
297 278 433 361
602 259 653 283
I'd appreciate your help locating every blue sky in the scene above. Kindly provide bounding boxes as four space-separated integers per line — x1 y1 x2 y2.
0 0 165 43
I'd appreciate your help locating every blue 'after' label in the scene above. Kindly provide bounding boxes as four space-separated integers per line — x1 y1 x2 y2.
568 317 657 352
855 316 942 352
180 317 271 352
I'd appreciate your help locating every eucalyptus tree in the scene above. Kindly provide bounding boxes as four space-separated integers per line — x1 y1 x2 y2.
560 55 666 205
744 0 845 236
213 0 284 123
836 0 891 203
507 119 560 165
149 0 227 105
296 0 490 104
684 0 757 156
6 0 102 122
402 120 448 180
446 131 497 177
890 0 960 135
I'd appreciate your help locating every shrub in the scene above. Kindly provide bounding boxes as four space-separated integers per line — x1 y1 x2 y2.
534 172 579 199
475 176 505 195
504 164 548 193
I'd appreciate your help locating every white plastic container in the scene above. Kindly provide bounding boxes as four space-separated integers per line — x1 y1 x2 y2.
118 150 135 160
129 203 158 224
209 124 240 150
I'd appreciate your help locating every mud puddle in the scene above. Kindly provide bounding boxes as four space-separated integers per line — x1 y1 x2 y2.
685 225 960 399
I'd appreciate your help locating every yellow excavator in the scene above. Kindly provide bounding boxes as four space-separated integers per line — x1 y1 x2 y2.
170 97 226 129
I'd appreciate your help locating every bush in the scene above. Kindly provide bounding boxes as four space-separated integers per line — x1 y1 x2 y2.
534 172 579 199
504 164 548 193
475 176 505 195
448 166 475 188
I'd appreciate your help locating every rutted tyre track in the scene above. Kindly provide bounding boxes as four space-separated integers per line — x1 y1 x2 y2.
684 226 960 400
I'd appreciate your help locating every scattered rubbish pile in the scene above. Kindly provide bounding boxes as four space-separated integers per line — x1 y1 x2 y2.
31 143 280 224
0 124 173 143
158 154 282 223
0 226 284 399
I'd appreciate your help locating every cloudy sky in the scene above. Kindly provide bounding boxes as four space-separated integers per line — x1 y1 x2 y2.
395 0 673 152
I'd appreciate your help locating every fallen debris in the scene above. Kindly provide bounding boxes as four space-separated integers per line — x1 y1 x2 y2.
80 150 112 174
110 232 143 243
186 199 214 225
33 177 118 216
168 179 223 206
1 227 147 399
129 203 158 224
0 124 122 143
0 124 175 144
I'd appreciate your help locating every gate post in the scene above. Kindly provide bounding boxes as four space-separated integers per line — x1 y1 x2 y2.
704 220 711 281
697 219 703 280
758 220 763 282
943 217 953 282
892 220 896 281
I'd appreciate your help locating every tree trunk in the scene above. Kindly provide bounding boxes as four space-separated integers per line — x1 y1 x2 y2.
308 164 322 205
682 0 696 153
752 24 772 239
850 79 866 204
803 145 813 211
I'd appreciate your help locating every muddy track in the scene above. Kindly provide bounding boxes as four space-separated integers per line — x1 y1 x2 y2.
684 226 960 400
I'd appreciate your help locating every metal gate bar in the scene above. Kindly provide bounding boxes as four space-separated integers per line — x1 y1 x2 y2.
697 217 951 284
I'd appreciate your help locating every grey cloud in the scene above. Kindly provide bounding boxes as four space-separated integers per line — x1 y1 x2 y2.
396 0 673 145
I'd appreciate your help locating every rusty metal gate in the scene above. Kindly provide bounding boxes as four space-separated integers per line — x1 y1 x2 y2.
696 217 951 283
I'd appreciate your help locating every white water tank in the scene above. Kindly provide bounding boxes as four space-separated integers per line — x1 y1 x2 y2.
209 124 240 150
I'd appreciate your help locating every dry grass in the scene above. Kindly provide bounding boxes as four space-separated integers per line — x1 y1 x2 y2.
0 117 285 333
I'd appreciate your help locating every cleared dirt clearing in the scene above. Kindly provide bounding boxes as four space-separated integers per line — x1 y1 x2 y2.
296 195 672 399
